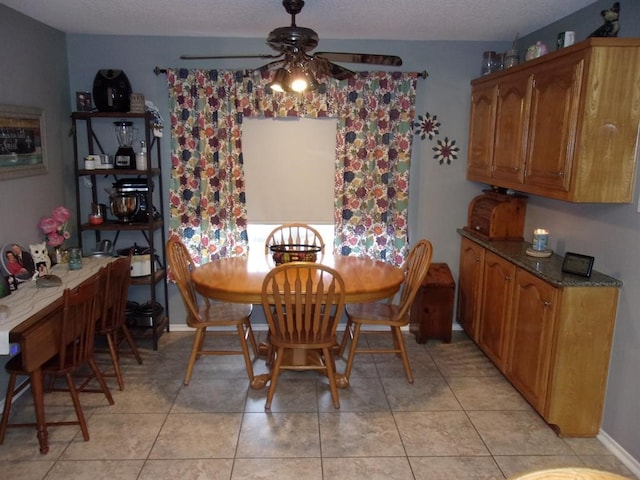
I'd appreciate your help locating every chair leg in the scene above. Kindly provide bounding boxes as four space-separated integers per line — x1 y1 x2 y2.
322 347 340 409
184 328 205 385
244 319 259 358
196 329 207 359
343 323 362 381
392 326 414 383
121 324 143 365
237 324 255 383
65 373 90 441
265 346 285 410
338 319 353 356
88 358 115 405
105 332 125 391
0 373 18 444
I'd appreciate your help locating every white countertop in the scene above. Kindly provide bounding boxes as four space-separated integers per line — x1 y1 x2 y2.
0 256 115 355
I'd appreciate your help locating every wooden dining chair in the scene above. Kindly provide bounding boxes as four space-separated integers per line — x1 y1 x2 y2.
338 239 433 383
261 262 346 409
166 235 258 385
264 223 326 254
94 254 143 390
0 270 114 445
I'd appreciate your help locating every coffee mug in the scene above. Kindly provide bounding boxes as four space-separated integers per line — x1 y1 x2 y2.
84 154 100 170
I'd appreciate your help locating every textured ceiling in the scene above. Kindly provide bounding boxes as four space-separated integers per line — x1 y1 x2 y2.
2 0 597 42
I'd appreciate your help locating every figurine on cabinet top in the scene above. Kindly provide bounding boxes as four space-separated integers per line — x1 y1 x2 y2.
589 2 620 38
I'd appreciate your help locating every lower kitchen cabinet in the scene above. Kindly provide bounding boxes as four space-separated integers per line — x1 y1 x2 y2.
457 230 621 437
506 269 558 413
478 251 515 371
456 237 485 340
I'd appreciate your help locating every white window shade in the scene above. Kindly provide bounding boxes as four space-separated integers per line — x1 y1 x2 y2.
242 117 337 224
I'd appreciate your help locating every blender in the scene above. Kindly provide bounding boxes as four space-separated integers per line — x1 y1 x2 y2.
113 121 137 169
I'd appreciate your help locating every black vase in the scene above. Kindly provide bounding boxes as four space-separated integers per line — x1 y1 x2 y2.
92 69 132 112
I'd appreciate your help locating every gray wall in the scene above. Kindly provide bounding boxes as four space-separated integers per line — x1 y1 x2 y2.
519 0 640 464
0 4 71 403
1 0 639 466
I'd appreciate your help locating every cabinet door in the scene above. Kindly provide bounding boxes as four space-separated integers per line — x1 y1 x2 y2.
456 238 485 341
467 82 497 181
478 251 515 370
492 73 532 184
524 55 584 191
506 269 557 412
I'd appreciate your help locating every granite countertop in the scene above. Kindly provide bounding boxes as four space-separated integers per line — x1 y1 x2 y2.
457 229 622 288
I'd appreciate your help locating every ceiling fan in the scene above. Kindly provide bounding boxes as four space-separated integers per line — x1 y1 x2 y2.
180 0 402 91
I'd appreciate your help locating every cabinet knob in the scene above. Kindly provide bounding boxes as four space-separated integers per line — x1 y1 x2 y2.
544 301 552 307
505 275 511 281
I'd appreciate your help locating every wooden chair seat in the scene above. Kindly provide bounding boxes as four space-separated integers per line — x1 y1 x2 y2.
506 467 633 480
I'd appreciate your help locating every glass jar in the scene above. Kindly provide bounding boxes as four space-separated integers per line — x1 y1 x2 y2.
481 51 496 75
504 49 519 69
68 247 83 271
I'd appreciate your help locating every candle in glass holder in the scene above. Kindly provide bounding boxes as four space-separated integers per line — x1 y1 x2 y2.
532 228 549 251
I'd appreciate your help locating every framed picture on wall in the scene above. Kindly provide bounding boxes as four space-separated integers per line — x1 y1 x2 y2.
0 105 47 180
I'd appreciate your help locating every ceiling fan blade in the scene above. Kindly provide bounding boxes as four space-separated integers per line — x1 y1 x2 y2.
180 53 282 60
315 52 403 67
308 57 355 81
251 59 286 74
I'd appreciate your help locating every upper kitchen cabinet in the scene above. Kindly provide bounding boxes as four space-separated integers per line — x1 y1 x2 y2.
466 38 640 203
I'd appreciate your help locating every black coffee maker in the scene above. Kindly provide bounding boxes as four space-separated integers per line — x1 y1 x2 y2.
112 179 160 222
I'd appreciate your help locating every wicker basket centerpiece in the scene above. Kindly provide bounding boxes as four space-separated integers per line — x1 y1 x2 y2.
270 244 322 265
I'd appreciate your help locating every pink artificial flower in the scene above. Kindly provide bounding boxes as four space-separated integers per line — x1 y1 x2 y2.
46 231 65 247
51 206 70 224
38 217 59 235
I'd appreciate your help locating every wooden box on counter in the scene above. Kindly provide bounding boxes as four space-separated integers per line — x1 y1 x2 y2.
410 263 455 343
464 190 527 240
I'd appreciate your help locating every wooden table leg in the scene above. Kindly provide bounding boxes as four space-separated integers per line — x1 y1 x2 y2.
29 369 49 454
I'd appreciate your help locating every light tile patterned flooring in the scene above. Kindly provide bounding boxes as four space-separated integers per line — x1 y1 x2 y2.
0 329 636 480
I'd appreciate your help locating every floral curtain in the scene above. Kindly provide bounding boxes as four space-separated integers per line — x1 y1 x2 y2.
166 68 417 265
331 73 417 265
166 69 249 263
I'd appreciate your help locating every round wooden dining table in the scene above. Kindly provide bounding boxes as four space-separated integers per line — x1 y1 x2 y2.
190 250 405 390
191 250 405 305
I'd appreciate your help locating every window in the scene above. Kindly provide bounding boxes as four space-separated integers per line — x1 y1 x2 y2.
242 117 337 225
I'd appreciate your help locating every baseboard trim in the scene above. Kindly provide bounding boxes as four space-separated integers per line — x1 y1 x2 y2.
597 430 640 478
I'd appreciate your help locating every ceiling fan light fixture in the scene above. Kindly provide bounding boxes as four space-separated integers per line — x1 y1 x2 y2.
288 64 317 92
268 67 290 93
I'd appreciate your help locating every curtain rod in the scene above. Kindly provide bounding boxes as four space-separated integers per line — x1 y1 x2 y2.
153 66 428 78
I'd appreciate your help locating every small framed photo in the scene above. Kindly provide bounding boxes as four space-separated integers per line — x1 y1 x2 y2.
1 243 36 282
562 252 595 277
76 91 93 112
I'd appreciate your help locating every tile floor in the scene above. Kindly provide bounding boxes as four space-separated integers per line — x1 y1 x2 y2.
0 329 636 480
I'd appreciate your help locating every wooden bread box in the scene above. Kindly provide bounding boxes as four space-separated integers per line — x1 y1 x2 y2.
464 190 527 240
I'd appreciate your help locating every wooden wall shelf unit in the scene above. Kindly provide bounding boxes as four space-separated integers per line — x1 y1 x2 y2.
466 38 640 203
71 111 169 350
456 229 621 437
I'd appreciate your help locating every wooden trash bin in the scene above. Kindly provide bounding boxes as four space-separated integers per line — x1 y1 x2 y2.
409 263 455 343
